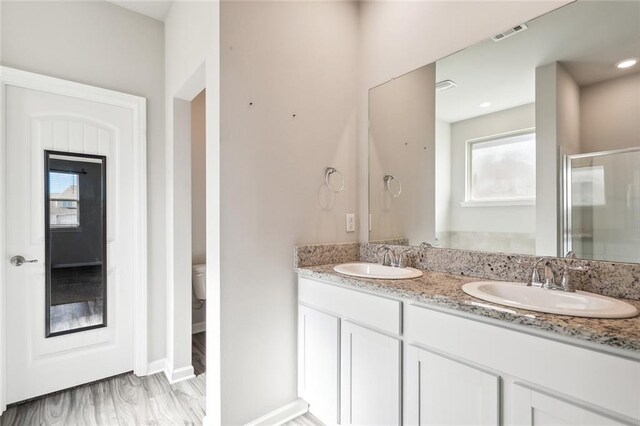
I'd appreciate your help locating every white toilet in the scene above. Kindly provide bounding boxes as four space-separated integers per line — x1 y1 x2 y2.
192 264 206 301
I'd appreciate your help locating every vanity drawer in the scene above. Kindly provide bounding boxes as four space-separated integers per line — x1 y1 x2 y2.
299 277 402 335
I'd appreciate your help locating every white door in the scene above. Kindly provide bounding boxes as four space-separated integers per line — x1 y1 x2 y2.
5 84 136 403
298 305 340 425
405 344 500 426
340 321 401 426
512 384 627 426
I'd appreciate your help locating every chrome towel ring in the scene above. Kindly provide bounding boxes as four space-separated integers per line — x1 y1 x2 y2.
384 175 402 197
325 167 345 193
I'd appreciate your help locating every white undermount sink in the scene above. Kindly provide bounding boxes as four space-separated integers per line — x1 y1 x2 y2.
334 262 423 280
462 281 639 319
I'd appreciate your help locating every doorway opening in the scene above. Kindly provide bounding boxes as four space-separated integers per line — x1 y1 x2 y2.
191 89 207 376
166 63 207 385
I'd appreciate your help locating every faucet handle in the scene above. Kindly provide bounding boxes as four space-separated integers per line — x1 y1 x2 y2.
560 268 572 292
560 264 589 292
395 252 407 268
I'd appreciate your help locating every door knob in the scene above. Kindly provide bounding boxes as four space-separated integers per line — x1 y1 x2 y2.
10 256 38 267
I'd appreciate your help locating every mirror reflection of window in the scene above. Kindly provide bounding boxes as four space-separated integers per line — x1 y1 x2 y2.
49 172 80 228
467 131 536 203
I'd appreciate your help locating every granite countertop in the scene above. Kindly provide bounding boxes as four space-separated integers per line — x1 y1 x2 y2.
296 264 640 357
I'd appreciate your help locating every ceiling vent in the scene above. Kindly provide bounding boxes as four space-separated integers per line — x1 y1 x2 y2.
491 23 528 42
435 80 458 92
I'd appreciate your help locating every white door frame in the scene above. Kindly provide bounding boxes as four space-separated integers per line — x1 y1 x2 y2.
0 66 148 411
165 64 206 384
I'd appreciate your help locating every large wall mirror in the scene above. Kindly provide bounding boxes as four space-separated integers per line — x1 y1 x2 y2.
369 0 640 263
45 151 107 337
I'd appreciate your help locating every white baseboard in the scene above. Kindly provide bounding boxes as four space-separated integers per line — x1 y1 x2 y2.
245 398 309 426
147 359 168 375
192 321 206 334
167 364 196 384
147 359 195 384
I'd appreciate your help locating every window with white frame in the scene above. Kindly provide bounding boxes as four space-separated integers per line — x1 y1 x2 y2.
49 171 80 228
466 130 536 204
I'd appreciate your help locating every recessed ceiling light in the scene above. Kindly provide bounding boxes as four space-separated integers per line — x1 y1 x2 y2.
616 58 638 69
479 102 492 108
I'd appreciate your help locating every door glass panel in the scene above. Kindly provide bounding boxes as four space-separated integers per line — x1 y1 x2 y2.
45 152 107 337
567 149 640 263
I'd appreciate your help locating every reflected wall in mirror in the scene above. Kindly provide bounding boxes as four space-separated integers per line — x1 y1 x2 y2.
368 0 640 263
369 64 435 246
45 151 107 337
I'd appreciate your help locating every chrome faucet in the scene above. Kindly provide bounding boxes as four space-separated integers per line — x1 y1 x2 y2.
377 245 406 268
528 253 589 292
529 258 555 288
377 245 397 267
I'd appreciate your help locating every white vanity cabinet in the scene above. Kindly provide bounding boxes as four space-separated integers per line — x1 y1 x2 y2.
512 384 630 426
298 275 640 425
405 304 640 426
298 277 402 425
404 344 500 425
340 321 401 425
298 305 341 424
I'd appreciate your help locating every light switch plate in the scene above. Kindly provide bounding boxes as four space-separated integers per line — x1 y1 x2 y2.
346 213 355 232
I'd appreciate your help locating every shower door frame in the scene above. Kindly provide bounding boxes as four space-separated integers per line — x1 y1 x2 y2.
0 66 148 412
561 146 640 258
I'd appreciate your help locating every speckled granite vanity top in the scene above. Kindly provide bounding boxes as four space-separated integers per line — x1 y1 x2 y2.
296 264 640 356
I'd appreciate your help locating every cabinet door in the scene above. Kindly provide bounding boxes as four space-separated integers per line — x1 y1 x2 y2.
512 384 628 426
341 321 401 426
405 344 500 426
298 305 340 424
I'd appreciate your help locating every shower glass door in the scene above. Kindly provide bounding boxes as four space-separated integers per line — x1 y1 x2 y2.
565 148 640 263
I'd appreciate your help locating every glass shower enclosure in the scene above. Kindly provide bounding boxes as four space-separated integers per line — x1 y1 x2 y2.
563 148 640 263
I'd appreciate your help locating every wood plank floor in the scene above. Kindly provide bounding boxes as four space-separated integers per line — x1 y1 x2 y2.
1 332 207 425
192 332 206 376
284 413 325 426
1 373 206 426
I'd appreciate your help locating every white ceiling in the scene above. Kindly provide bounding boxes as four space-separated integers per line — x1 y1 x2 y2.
436 1 640 123
107 1 174 22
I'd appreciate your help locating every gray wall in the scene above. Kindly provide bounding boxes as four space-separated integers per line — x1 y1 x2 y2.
220 1 359 423
580 71 640 153
0 1 167 363
535 62 580 256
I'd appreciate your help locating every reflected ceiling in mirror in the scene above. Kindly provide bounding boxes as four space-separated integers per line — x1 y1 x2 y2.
368 0 640 263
